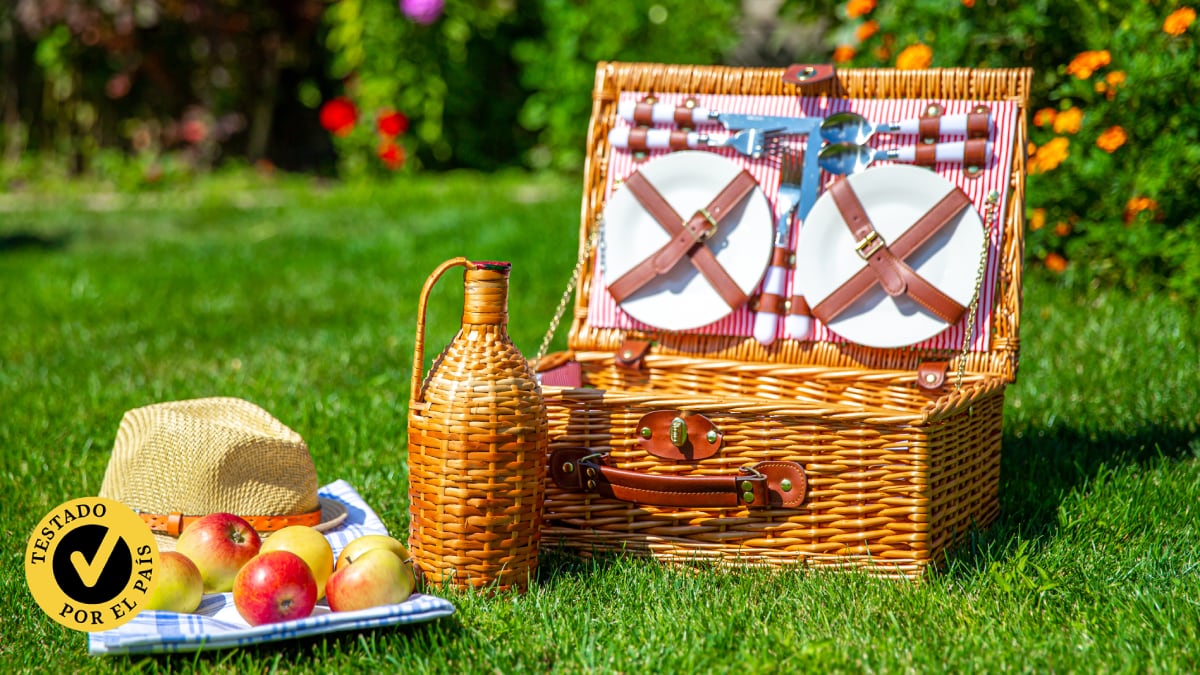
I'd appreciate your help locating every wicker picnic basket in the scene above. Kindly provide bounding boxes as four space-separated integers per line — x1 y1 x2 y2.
535 62 1031 579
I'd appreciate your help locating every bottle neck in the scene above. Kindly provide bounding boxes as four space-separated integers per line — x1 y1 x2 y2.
461 266 509 327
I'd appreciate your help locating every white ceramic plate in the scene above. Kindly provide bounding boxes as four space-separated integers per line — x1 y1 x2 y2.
601 151 773 331
794 165 984 348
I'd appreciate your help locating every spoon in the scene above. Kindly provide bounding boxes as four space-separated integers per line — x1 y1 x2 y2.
820 111 993 145
818 140 994 176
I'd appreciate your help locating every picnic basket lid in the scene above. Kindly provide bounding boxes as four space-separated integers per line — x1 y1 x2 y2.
565 62 1031 383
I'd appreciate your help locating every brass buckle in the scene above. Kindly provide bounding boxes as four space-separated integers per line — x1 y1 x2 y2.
685 208 719 244
855 230 885 259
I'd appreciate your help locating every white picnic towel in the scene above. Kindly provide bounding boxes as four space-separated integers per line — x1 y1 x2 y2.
88 480 455 655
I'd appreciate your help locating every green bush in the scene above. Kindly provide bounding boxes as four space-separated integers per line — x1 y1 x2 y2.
822 0 1200 299
320 0 743 174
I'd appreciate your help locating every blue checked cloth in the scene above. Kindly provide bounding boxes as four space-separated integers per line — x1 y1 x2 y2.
88 480 455 655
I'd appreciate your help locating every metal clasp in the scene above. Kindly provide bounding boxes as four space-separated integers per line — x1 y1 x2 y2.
685 208 719 244
855 230 885 259
738 464 765 479
668 417 687 447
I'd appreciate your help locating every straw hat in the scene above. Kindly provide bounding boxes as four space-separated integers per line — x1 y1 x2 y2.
99 397 347 550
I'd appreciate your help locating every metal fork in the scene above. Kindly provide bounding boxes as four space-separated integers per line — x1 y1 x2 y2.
752 148 804 345
608 126 786 159
704 128 786 159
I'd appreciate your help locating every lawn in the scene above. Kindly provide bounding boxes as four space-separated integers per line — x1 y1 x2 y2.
1 170 1198 673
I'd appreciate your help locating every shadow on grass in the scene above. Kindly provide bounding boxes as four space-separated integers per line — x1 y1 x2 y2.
0 230 71 252
942 423 1199 579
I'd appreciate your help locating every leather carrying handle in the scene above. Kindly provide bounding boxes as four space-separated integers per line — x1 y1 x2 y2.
550 448 807 510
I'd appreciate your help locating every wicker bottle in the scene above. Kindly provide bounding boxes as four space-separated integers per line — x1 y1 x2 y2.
407 257 547 592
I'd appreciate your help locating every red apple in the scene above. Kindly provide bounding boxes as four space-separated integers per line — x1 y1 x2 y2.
260 525 334 600
144 551 203 613
325 548 415 612
232 550 317 626
176 512 262 593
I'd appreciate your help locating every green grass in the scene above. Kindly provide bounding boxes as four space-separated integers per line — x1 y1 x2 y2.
2 170 1198 673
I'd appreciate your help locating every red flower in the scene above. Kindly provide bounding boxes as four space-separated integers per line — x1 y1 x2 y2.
378 141 406 170
319 97 358 137
377 109 409 138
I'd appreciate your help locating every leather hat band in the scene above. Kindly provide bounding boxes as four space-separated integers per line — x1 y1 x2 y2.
139 508 323 537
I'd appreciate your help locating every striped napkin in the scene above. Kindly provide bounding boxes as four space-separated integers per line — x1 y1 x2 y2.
88 480 455 655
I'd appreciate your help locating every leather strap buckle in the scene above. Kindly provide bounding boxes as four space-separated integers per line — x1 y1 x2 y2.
855 230 885 259
686 207 719 244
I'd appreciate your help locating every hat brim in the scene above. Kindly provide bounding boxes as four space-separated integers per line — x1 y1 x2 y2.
153 497 350 553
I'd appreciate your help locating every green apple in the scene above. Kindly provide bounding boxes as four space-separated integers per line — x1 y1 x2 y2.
144 551 203 613
260 525 334 600
335 534 410 571
325 548 415 612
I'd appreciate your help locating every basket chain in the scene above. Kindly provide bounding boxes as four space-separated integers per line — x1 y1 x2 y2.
535 220 600 365
955 190 1001 390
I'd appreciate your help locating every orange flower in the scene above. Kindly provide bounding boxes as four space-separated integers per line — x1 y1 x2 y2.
1124 196 1159 223
1044 253 1068 273
1033 108 1058 127
833 45 857 63
1164 7 1196 36
1066 50 1111 79
1029 137 1070 173
1094 70 1126 100
896 43 933 70
856 20 879 41
1054 221 1072 237
846 0 876 18
963 0 975 6
1096 126 1127 152
1053 107 1083 135
1029 208 1046 231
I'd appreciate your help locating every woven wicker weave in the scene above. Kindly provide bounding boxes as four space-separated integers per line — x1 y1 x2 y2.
408 258 547 591
540 62 1030 579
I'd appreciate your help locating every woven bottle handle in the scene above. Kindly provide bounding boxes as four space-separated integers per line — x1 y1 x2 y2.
410 256 472 407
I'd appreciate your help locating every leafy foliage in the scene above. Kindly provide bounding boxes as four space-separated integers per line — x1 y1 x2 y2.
821 0 1200 299
4 0 332 180
319 0 742 174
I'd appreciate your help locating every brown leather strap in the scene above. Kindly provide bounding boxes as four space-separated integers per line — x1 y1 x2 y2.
918 115 941 143
757 292 785 315
917 360 949 390
770 245 790 267
967 109 991 138
914 143 938 166
632 103 655 126
635 411 723 460
626 127 691 152
963 137 989 167
615 338 652 370
812 179 972 325
628 102 698 128
607 170 757 309
781 64 836 86
549 449 806 510
788 294 811 316
139 508 322 537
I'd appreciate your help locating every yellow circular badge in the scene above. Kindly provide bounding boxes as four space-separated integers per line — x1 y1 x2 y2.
25 497 159 632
